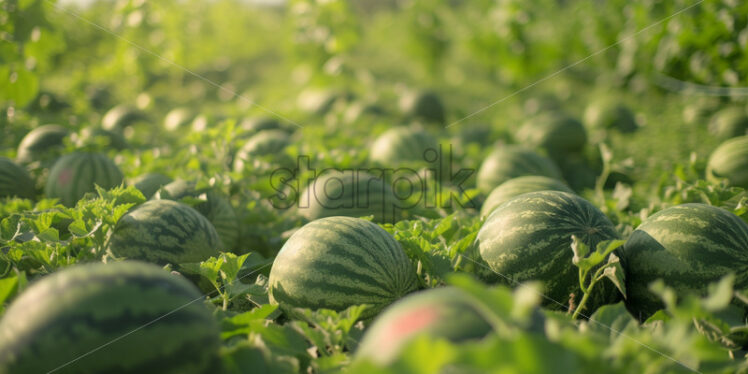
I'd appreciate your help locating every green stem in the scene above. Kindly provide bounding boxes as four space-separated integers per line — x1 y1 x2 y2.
573 266 606 319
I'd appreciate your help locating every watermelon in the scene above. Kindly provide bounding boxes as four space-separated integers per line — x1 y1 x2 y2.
163 107 196 132
476 191 621 311
268 216 418 319
45 152 124 207
621 204 748 319
476 145 562 194
480 176 573 219
516 114 587 156
239 116 284 137
399 90 446 125
16 125 69 165
77 127 128 150
298 171 401 223
0 261 221 374
130 173 173 199
706 135 748 188
233 130 290 172
583 100 638 133
0 157 36 199
369 127 450 180
355 287 492 365
153 179 239 250
708 107 748 140
297 89 344 115
106 200 221 265
102 105 146 132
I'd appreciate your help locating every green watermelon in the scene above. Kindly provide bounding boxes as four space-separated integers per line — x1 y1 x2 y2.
45 152 124 207
399 90 446 125
106 200 221 265
516 114 587 156
268 216 418 319
0 157 36 199
0 261 221 374
476 145 562 194
298 171 401 223
621 204 748 319
706 135 748 188
583 100 638 133
153 179 239 250
476 191 621 311
480 176 573 219
369 126 450 179
102 105 146 132
130 173 173 199
238 116 284 137
16 125 69 165
163 107 196 132
708 107 748 140
355 287 492 365
233 130 290 172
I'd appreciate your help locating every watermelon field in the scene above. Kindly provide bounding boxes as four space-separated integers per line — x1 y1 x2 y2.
3 0 748 373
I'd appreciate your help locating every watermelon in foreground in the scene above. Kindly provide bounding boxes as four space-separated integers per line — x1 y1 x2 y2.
269 216 418 319
0 261 221 374
622 204 748 319
45 152 124 206
107 200 221 265
355 287 492 365
476 191 621 312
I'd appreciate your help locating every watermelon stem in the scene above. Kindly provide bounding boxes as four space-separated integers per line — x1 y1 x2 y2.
573 265 606 319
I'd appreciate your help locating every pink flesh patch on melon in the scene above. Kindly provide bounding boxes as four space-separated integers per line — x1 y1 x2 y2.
58 168 73 186
381 306 439 343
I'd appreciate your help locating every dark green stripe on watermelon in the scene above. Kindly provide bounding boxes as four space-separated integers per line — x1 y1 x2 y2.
621 203 748 320
480 175 573 219
269 216 418 319
106 200 221 265
476 191 621 312
44 152 124 206
0 157 35 199
0 261 221 374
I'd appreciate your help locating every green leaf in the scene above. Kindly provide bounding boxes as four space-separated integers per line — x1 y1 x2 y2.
0 66 39 107
570 235 589 266
702 274 735 312
35 227 59 242
599 253 626 298
0 275 19 306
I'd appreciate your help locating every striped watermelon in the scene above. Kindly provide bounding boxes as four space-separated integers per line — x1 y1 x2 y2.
583 100 638 133
370 127 450 180
106 200 221 265
476 191 621 311
102 105 146 132
45 152 124 207
621 204 748 319
708 107 748 140
399 90 446 125
706 136 748 188
153 179 239 250
516 114 587 156
298 171 401 223
0 261 221 374
16 125 69 165
480 176 573 219
233 130 290 172
268 216 418 319
0 157 36 199
130 173 173 199
476 145 562 194
355 287 491 365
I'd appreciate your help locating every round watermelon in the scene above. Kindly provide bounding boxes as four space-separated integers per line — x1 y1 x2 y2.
476 145 562 194
355 287 492 365
708 107 748 140
130 173 173 199
369 127 450 180
153 179 239 250
583 100 638 133
298 171 401 223
16 125 69 165
480 176 573 219
706 135 748 188
106 200 221 265
476 191 621 312
102 105 146 132
163 107 196 132
268 216 418 319
239 116 284 137
0 261 221 374
233 130 290 172
621 204 748 319
516 114 587 156
0 157 36 199
45 152 124 207
399 90 446 125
